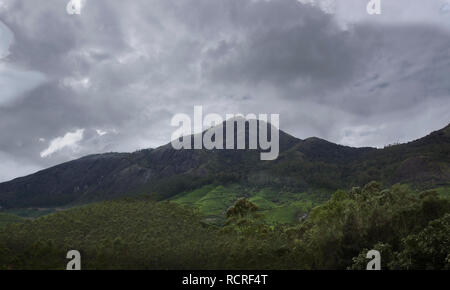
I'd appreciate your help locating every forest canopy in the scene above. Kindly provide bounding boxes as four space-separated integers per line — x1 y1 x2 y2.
0 181 448 270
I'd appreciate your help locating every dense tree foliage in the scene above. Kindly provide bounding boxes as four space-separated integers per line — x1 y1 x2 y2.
0 182 448 270
0 213 23 228
288 182 450 269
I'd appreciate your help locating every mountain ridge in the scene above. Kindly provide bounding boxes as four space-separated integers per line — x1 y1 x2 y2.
0 121 449 208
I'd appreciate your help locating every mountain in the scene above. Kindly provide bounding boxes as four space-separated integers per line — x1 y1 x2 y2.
0 121 449 209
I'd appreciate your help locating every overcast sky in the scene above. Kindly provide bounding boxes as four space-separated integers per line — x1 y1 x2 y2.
0 0 449 182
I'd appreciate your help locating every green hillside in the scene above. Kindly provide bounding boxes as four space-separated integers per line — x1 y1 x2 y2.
0 213 23 228
1 123 448 209
1 182 449 270
170 185 328 224
0 198 222 270
435 185 450 197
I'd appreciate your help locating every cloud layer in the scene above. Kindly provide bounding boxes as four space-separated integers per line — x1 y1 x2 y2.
0 0 449 181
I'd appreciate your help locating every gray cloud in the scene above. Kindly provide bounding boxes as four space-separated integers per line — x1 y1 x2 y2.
0 0 449 181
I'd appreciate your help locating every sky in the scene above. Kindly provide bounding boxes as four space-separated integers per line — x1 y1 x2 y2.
0 0 449 182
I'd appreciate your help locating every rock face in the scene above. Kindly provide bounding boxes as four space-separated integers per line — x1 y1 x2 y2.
0 121 449 208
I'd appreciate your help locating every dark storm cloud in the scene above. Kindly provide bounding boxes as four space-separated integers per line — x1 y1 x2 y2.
201 3 363 88
2 0 128 76
0 0 449 181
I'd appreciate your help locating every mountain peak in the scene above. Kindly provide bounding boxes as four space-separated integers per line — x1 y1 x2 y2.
0 124 448 208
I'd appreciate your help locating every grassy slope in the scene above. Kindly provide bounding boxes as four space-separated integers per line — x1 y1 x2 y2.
170 184 327 224
2 185 447 226
435 185 450 197
170 183 450 224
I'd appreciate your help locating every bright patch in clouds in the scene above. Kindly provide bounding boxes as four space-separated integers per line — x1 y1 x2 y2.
62 77 91 89
0 64 47 106
96 129 107 136
0 151 41 182
340 124 387 148
0 20 13 59
40 129 85 158
0 21 46 106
